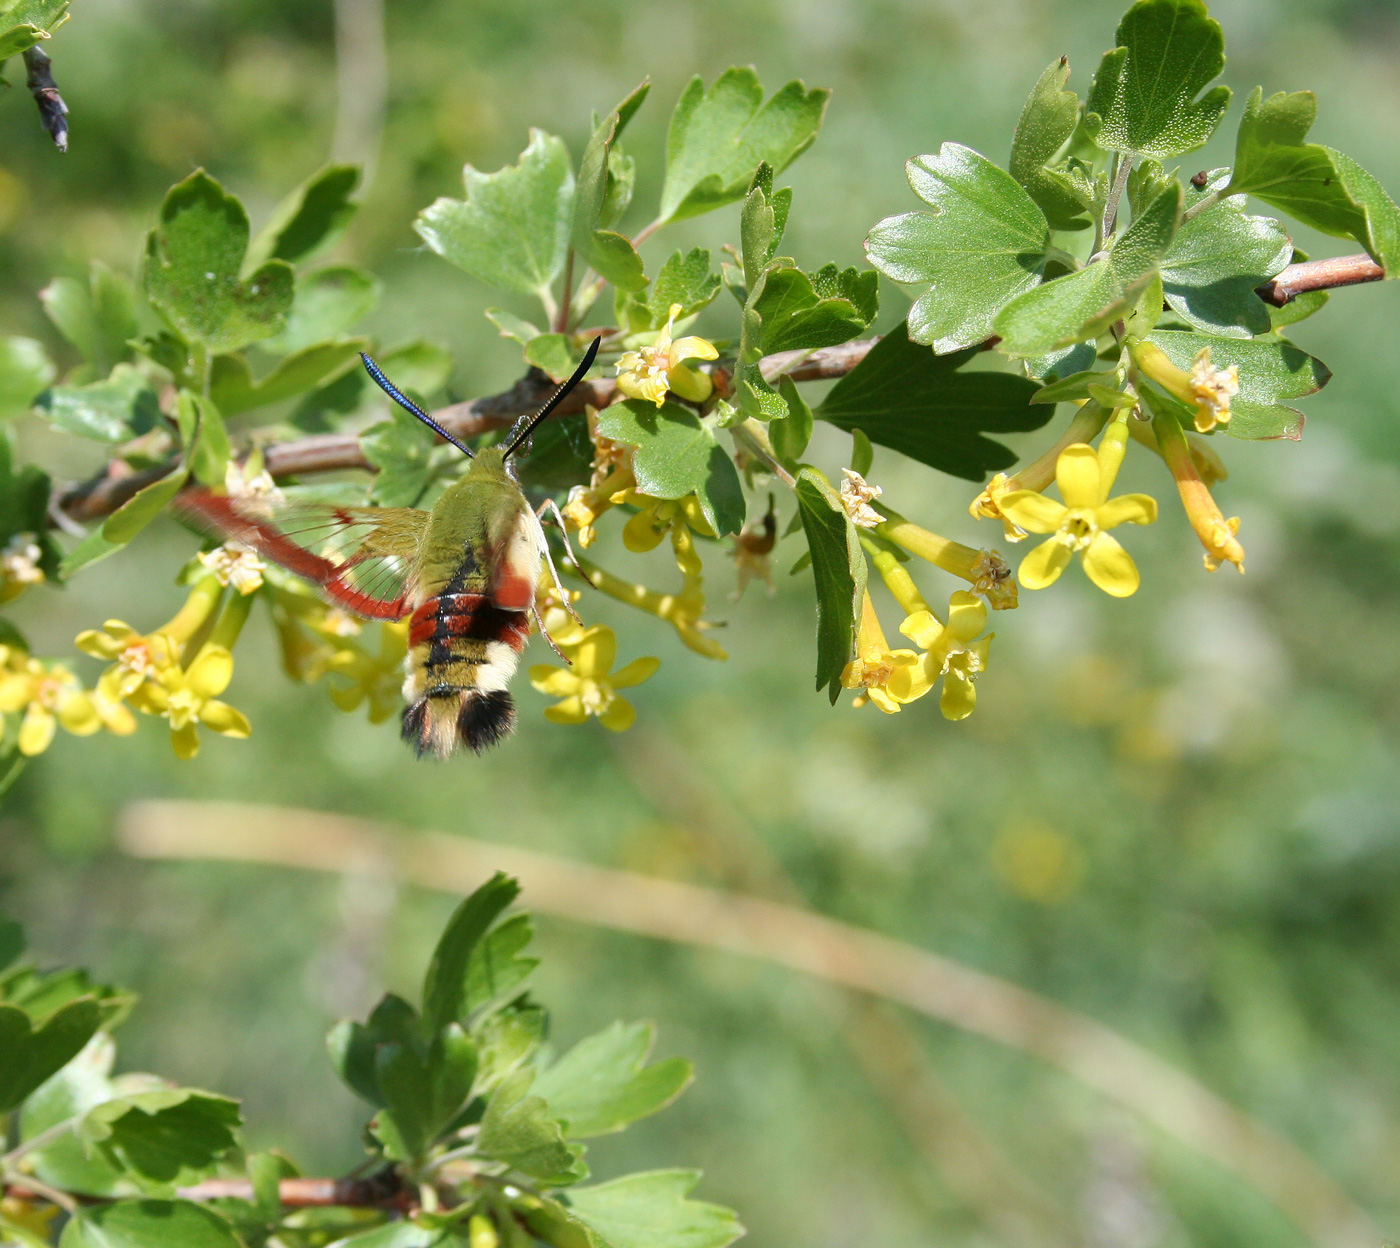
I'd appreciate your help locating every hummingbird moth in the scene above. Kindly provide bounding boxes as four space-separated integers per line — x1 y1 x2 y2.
177 337 601 758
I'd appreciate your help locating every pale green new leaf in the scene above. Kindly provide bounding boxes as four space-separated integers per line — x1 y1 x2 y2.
264 266 381 355
660 69 828 223
594 400 746 536
100 466 190 546
754 264 878 355
40 261 138 377
477 1069 587 1185
211 340 368 417
20 1034 128 1197
0 0 68 58
246 164 361 270
37 364 160 443
143 171 294 353
568 1171 743 1248
1009 58 1093 230
573 83 650 293
0 336 56 418
865 143 1050 353
463 912 538 1014
1085 0 1231 159
994 183 1181 355
415 130 575 301
534 1021 693 1139
422 873 521 1033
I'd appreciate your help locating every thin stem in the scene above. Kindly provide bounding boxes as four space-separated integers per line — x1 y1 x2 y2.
1101 154 1133 243
2 1172 78 1214
732 420 796 489
1 1117 77 1169
1180 187 1225 223
554 250 575 334
631 217 665 248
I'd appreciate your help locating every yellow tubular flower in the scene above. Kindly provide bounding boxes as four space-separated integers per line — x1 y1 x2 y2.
563 463 635 548
1129 339 1238 434
326 620 409 723
901 592 993 721
621 492 715 553
1127 415 1229 486
999 427 1158 597
971 401 1110 541
1151 405 1245 573
614 304 719 407
530 624 660 731
128 646 250 759
841 593 931 713
0 653 103 755
875 509 1017 610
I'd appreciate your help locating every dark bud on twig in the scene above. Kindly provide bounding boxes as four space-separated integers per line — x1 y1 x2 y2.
23 46 68 152
1190 170 1209 189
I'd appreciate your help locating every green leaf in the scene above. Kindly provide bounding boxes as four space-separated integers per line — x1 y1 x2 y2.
327 993 420 1107
516 413 593 491
40 261 139 376
573 85 651 293
0 1 69 58
100 466 190 545
567 1171 742 1248
144 172 294 354
523 334 580 383
994 183 1181 356
323 1223 445 1248
769 376 813 463
1147 329 1331 401
464 913 538 1015
615 249 722 336
1084 0 1231 159
59 529 126 579
753 264 877 355
21 1034 128 1197
415 130 575 301
477 1069 587 1185
815 323 1046 480
1160 191 1291 336
739 164 788 288
362 407 437 508
534 1021 692 1139
0 997 103 1114
211 341 368 417
422 873 521 1034
80 1088 242 1184
0 337 56 418
247 164 361 269
1 962 135 1030
0 433 58 578
35 364 160 443
60 1201 245 1248
594 400 746 536
794 469 865 702
265 266 381 355
865 143 1050 353
660 68 829 223
1009 58 1094 230
174 391 230 488
474 1001 548 1094
1228 89 1400 272
485 308 545 347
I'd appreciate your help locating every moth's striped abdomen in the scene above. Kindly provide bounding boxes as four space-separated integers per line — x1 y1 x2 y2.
401 588 532 757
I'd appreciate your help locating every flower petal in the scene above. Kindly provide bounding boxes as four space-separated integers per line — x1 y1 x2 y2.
670 335 719 362
998 490 1067 535
187 646 234 698
1055 444 1103 509
573 626 617 679
1096 492 1158 529
18 705 55 755
200 700 252 737
939 672 978 721
75 630 122 659
865 688 902 714
610 656 661 689
170 722 201 760
946 591 987 642
530 665 581 697
623 507 668 553
885 654 935 704
1017 538 1072 590
899 609 944 651
598 696 636 732
666 364 713 404
1081 532 1140 597
544 695 589 725
56 690 101 736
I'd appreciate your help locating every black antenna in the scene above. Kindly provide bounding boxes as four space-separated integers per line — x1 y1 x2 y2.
361 352 475 459
504 335 602 460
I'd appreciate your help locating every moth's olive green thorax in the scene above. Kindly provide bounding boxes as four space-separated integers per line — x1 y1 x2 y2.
417 446 529 596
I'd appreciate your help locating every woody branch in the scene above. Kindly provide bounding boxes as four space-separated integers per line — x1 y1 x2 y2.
52 252 1386 526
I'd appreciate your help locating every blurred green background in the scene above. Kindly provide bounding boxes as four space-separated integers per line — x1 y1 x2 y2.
4 0 1400 1244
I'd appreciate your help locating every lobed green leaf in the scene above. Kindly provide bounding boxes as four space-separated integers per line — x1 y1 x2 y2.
247 164 361 270
1009 58 1094 230
567 1170 743 1248
0 337 56 419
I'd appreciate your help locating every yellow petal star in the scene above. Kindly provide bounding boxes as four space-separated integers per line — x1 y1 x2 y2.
841 593 934 714
0 651 103 756
530 624 659 731
128 645 251 759
999 444 1157 597
615 304 718 408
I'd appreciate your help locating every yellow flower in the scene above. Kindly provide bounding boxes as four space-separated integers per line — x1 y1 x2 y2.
875 509 1018 611
0 533 45 605
75 620 180 700
2 1193 60 1241
530 624 659 731
621 492 714 553
999 444 1157 597
1187 347 1239 433
900 592 993 721
1148 404 1245 573
563 463 635 548
0 653 103 755
128 646 251 759
325 620 409 723
841 594 933 714
198 542 266 595
615 304 718 407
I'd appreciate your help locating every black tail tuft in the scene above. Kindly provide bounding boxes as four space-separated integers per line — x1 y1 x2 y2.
401 698 432 758
458 690 516 754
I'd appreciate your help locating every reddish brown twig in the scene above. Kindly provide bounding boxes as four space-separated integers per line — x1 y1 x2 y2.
1257 252 1385 306
177 1172 411 1210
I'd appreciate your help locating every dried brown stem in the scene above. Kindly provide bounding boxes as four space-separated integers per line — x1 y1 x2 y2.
1257 252 1385 306
23 47 68 153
